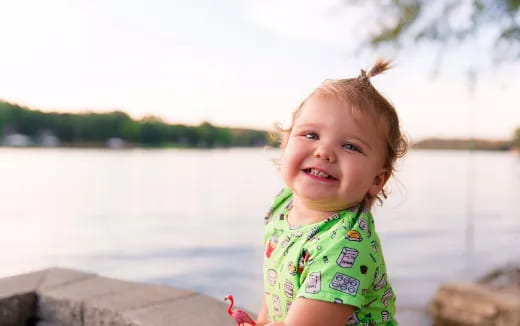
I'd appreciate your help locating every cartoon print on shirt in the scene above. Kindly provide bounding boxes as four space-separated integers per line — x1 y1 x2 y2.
324 213 340 223
288 261 297 276
305 272 321 294
292 230 303 238
281 236 291 248
371 240 378 253
284 280 294 298
286 301 292 314
336 247 359 268
264 207 274 224
264 192 396 322
265 233 279 258
381 288 393 307
346 230 363 242
374 273 388 291
373 267 380 287
306 226 320 240
346 312 359 325
286 200 293 211
358 218 371 237
272 294 282 317
358 313 376 326
329 272 360 296
267 269 278 286
298 248 310 273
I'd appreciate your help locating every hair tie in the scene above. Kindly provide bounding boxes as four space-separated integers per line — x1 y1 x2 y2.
357 69 370 85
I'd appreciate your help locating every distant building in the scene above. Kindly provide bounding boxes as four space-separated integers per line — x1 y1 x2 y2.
37 130 60 147
3 133 31 147
106 137 125 149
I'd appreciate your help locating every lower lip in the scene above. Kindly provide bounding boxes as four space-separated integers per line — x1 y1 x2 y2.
302 171 338 183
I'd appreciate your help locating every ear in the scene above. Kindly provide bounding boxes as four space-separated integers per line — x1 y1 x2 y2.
368 168 390 197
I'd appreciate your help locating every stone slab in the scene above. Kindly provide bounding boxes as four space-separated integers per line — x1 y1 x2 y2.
429 282 520 325
82 282 195 326
0 269 46 298
37 275 140 325
126 293 238 326
0 267 255 326
0 293 37 326
37 267 96 291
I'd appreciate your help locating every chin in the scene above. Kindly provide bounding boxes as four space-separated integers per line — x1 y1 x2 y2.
295 188 337 203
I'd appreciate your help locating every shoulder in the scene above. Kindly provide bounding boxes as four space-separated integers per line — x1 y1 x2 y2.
264 188 293 224
298 211 383 294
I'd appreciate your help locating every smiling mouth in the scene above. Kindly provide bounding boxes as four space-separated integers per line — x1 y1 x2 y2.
303 168 338 180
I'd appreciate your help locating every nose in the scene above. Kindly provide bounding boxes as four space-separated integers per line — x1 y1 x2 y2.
313 143 336 163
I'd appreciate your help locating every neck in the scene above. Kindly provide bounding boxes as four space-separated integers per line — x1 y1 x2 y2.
289 196 341 225
226 297 234 314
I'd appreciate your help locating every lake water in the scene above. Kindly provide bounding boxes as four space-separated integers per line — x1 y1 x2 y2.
1 148 519 323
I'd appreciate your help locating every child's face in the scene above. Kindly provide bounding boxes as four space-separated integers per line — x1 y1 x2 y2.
281 96 388 211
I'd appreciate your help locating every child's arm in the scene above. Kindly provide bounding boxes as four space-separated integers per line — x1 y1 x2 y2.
264 298 355 326
255 294 269 325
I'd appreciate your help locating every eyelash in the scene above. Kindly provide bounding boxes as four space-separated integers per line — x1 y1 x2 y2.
302 132 361 153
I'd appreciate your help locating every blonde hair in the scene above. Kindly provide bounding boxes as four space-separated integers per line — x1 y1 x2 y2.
277 58 408 208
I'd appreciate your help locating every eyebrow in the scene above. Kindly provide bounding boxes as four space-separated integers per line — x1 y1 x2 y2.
295 123 373 151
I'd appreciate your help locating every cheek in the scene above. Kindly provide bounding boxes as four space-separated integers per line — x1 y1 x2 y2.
280 146 301 176
341 159 373 184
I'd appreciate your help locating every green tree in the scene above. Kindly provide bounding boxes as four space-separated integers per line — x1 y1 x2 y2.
0 100 270 148
513 127 520 147
344 0 520 63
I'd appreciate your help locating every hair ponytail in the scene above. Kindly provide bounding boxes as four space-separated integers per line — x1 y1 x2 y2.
367 58 392 78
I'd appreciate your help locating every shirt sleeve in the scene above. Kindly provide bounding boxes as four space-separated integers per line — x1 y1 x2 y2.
263 188 292 243
295 218 377 309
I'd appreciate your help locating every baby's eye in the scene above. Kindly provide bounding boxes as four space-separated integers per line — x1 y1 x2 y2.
304 132 318 140
343 143 360 152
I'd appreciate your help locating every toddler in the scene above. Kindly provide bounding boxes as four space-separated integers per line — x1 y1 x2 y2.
257 59 407 326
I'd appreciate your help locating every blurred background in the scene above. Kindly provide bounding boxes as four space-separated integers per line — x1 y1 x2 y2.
1 0 519 324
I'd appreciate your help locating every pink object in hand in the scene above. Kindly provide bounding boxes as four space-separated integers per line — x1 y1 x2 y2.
224 295 256 326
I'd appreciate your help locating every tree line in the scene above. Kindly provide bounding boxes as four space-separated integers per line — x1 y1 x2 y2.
0 100 275 148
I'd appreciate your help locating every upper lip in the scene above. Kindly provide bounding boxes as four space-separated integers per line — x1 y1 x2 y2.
302 167 338 180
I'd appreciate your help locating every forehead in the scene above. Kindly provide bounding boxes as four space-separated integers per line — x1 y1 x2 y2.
295 96 378 131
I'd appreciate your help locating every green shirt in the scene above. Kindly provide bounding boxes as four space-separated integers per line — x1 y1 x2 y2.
263 188 397 325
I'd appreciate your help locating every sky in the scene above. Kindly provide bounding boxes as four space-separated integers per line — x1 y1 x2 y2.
0 0 519 142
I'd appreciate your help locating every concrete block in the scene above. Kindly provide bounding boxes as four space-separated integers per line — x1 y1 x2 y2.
0 269 46 298
83 305 142 326
0 267 251 326
429 282 520 326
37 267 96 291
126 294 237 326
0 293 37 326
38 295 83 326
37 275 139 325
82 282 194 325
